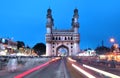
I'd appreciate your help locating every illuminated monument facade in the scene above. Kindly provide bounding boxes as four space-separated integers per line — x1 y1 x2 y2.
46 8 80 56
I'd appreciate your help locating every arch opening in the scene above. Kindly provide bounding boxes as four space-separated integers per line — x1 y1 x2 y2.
56 45 69 56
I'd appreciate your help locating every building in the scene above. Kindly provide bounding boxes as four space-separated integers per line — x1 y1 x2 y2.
0 38 17 55
45 8 80 56
78 50 96 56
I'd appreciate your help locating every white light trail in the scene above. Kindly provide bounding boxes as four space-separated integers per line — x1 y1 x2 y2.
67 57 76 62
83 64 120 78
72 64 96 78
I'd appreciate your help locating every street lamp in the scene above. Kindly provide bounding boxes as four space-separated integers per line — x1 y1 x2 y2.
110 38 115 43
110 38 119 50
110 38 115 52
110 38 120 61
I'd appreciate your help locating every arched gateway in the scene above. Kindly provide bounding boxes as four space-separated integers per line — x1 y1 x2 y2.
46 8 80 56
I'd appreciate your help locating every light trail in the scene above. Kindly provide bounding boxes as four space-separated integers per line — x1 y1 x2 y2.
14 62 50 78
67 57 76 62
83 64 120 78
72 64 96 78
14 57 60 78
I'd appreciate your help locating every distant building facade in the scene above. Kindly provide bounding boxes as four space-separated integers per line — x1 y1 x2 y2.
0 38 17 51
45 8 80 56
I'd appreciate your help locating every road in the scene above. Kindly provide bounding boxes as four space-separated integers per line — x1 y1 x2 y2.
0 57 120 78
0 57 71 78
72 57 120 78
24 59 71 78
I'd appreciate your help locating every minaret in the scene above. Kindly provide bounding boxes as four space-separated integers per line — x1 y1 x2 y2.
72 8 79 33
46 8 53 33
46 8 54 56
72 8 80 55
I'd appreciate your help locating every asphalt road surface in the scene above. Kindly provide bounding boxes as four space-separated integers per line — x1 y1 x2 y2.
1 57 119 78
24 59 71 78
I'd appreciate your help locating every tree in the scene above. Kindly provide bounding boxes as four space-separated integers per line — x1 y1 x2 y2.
33 43 46 55
17 41 25 49
95 46 110 54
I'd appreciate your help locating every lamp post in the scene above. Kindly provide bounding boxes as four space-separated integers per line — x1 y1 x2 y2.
110 38 120 61
110 38 119 52
110 38 115 52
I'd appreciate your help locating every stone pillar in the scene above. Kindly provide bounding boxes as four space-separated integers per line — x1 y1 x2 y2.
46 42 52 56
73 42 80 55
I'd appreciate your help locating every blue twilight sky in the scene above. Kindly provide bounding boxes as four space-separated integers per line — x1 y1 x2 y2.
0 0 120 49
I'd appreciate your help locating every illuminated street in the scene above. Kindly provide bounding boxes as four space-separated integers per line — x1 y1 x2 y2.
0 57 120 78
23 58 70 78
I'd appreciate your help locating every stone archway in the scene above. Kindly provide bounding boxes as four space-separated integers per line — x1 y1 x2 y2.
45 8 80 56
56 45 69 56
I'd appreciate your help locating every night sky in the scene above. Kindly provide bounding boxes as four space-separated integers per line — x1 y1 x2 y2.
0 0 120 49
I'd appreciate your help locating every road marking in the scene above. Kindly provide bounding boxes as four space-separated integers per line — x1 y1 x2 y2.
83 64 120 78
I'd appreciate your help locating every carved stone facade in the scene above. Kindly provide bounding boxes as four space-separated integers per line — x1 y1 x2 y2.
46 8 80 56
